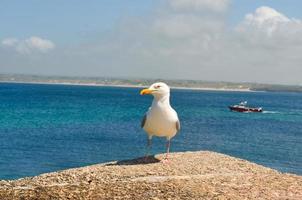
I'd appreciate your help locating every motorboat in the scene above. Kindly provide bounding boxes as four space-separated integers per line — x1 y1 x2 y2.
229 101 263 113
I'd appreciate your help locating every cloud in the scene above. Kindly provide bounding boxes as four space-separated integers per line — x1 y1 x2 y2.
237 6 302 37
167 0 230 12
245 6 290 24
2 38 19 47
153 14 224 39
1 36 55 54
234 6 302 55
115 4 302 84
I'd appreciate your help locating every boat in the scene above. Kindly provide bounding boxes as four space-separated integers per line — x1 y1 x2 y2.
229 101 263 113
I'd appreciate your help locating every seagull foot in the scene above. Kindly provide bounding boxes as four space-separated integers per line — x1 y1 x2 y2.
161 158 169 164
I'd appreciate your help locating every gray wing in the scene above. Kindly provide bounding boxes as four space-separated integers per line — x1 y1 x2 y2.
141 114 147 128
176 120 180 131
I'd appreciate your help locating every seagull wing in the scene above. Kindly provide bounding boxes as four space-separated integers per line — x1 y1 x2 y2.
176 119 180 131
141 114 147 128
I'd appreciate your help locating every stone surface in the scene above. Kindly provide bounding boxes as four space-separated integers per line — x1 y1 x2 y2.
0 151 301 199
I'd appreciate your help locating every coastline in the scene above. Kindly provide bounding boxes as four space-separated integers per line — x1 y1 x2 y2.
0 80 254 92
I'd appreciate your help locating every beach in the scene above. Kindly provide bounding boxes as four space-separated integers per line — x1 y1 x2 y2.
0 80 253 92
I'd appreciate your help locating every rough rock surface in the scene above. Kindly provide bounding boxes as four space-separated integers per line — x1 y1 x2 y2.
0 151 301 200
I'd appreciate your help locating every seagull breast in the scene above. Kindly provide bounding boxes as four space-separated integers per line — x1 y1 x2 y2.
143 99 179 139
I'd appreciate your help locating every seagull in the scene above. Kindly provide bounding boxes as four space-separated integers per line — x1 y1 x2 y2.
140 82 180 161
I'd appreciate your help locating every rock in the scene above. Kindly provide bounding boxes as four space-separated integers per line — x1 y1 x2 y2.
0 151 301 199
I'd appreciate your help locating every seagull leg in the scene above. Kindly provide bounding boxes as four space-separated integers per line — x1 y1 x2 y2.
166 139 171 159
145 135 152 160
162 139 171 163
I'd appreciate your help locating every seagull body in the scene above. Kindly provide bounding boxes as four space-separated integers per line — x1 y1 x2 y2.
143 97 178 139
140 82 180 160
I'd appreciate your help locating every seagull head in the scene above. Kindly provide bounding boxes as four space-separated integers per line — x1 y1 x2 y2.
140 82 170 99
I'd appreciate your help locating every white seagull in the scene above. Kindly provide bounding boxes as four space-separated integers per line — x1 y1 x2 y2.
140 82 180 161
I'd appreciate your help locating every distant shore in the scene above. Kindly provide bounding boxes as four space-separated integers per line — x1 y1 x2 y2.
1 74 302 93
0 80 253 92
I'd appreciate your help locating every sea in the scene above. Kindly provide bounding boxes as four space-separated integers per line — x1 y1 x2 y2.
0 82 301 180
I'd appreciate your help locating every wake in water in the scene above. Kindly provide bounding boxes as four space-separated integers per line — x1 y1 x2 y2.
262 111 280 114
262 110 302 116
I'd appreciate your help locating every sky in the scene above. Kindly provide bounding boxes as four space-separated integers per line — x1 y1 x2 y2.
0 0 302 85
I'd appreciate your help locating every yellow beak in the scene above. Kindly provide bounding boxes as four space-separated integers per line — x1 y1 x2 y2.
140 88 153 95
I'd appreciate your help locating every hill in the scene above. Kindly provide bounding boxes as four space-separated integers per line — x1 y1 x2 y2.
1 74 302 92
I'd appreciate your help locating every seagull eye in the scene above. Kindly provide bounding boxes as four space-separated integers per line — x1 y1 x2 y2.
154 85 161 89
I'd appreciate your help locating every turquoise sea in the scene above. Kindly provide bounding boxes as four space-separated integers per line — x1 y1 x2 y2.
0 82 301 180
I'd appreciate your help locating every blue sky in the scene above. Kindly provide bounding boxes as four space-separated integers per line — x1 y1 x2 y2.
1 0 302 84
0 0 155 43
1 0 300 42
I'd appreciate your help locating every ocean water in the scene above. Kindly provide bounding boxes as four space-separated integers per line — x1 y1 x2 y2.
0 82 301 180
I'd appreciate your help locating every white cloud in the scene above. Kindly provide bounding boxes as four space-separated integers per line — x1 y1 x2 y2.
237 6 302 37
25 37 55 52
1 36 55 54
167 0 230 12
2 38 19 47
153 14 223 39
245 6 290 24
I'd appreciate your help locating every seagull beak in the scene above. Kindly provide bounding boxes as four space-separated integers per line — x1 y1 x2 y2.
140 88 153 95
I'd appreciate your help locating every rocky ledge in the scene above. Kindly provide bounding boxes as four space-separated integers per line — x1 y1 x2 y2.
0 151 301 200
